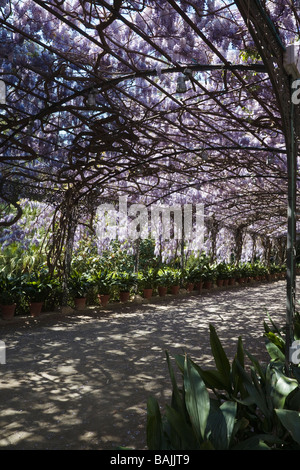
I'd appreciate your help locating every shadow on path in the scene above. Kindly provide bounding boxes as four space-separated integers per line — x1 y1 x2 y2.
0 280 293 449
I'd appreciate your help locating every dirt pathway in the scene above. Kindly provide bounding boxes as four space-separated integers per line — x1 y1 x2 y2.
0 279 292 450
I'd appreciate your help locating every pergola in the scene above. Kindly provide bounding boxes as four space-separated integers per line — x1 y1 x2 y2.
0 0 299 367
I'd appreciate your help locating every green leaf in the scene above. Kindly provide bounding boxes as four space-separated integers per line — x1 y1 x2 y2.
265 331 285 352
174 354 185 373
235 336 245 368
184 355 210 442
246 350 266 379
220 401 237 448
286 387 300 411
291 365 300 383
233 435 276 450
165 352 188 419
206 400 237 449
275 409 300 445
235 360 271 418
209 324 231 391
264 313 282 337
164 404 198 449
269 367 298 409
147 396 163 450
232 337 247 397
196 368 229 390
265 341 285 362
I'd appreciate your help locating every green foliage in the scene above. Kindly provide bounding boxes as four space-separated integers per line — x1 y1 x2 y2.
43 276 63 312
71 239 136 276
67 269 92 298
186 253 210 279
21 270 53 302
263 310 300 377
251 261 269 278
0 201 52 275
182 264 204 283
156 267 182 287
137 268 158 289
0 243 47 276
92 270 113 295
214 261 231 280
71 240 102 275
100 240 135 272
138 239 158 271
147 324 300 450
110 270 137 292
239 261 253 278
167 268 182 286
0 273 23 304
202 264 217 281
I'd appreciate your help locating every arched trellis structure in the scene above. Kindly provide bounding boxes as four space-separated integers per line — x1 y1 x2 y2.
0 0 299 367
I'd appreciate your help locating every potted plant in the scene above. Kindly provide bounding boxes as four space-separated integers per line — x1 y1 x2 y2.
268 263 280 282
202 265 216 289
183 266 201 292
232 264 244 284
68 270 91 309
215 261 229 287
138 268 157 299
241 262 253 283
156 268 172 296
168 268 182 295
93 270 112 307
191 265 204 291
0 275 21 320
111 271 137 302
22 271 53 317
226 263 237 286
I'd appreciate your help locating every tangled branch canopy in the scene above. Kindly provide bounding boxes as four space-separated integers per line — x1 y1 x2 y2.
0 0 299 240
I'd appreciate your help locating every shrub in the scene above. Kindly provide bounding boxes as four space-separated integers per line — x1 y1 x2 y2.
111 270 137 292
147 324 300 450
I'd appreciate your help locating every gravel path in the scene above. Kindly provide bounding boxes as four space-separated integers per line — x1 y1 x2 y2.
0 279 293 450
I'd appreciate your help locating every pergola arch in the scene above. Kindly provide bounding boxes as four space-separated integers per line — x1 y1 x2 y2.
0 0 300 364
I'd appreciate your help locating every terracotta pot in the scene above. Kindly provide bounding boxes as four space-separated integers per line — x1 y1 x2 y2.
203 280 212 289
237 278 245 284
158 286 167 297
195 281 203 291
171 285 180 295
30 302 43 317
228 278 235 286
186 283 194 292
143 288 153 299
223 279 229 287
74 297 86 310
1 303 16 320
99 294 110 307
119 291 130 302
216 279 224 287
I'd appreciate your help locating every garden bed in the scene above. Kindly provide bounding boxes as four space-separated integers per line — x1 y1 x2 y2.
0 272 282 325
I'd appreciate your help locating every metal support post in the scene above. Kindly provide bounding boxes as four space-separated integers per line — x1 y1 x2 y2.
286 77 297 373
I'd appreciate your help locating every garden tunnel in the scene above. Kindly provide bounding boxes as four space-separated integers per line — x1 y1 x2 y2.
0 0 300 366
